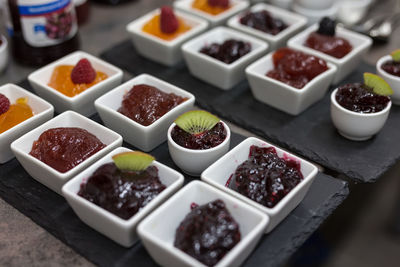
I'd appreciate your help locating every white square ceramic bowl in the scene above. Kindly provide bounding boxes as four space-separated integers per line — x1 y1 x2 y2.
126 8 208 66
95 74 195 152
62 147 184 247
137 180 269 267
28 51 123 117
182 26 269 90
377 55 400 105
287 24 372 84
201 137 318 233
245 51 337 115
10 111 123 195
174 0 250 27
227 3 307 51
0 84 54 163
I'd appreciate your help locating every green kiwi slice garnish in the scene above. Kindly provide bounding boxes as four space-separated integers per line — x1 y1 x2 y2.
175 110 220 135
363 72 393 96
390 49 400 62
112 151 155 171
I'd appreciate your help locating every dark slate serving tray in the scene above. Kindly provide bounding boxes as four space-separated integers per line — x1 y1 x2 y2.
100 40 400 183
0 110 348 267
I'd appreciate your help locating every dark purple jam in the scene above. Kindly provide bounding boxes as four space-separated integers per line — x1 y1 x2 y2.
381 60 400 77
239 10 288 35
174 199 241 267
336 83 390 113
78 163 166 220
200 39 251 64
229 145 303 208
171 122 227 150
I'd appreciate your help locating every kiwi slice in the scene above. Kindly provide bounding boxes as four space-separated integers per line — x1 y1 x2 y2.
390 49 400 62
112 151 155 171
364 72 393 96
175 110 220 135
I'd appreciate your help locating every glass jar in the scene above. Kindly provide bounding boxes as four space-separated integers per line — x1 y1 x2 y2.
74 0 90 25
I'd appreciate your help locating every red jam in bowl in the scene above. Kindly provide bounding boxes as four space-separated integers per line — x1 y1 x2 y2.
174 199 241 266
239 10 288 35
227 145 303 208
118 84 187 126
266 48 329 89
200 39 252 64
304 32 353 59
78 163 166 220
381 60 400 77
29 127 106 173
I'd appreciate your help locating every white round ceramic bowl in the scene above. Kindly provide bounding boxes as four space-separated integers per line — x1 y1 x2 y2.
330 88 392 141
167 121 231 176
376 55 400 105
0 35 9 73
294 0 334 10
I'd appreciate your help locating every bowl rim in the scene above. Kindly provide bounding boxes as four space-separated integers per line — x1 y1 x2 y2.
377 55 400 81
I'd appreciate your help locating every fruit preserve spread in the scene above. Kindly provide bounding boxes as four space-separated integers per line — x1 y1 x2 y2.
382 60 400 77
118 84 187 126
0 94 34 134
228 145 303 208
142 6 191 41
192 0 231 16
78 163 166 220
48 58 108 97
174 199 241 266
29 127 106 173
240 10 288 35
171 122 226 149
200 39 251 64
336 83 390 113
266 48 329 89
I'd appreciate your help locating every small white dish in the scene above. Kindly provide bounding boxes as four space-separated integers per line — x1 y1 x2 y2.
62 147 184 247
0 35 8 73
182 26 268 90
245 50 337 115
227 3 307 50
126 8 208 66
330 88 392 141
28 51 123 117
201 137 318 232
0 84 54 163
295 0 334 10
167 120 231 176
287 24 372 84
137 180 269 267
11 111 123 194
377 55 400 105
174 0 250 27
95 74 195 152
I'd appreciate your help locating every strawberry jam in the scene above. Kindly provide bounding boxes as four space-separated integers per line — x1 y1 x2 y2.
228 145 303 208
200 39 251 64
381 60 400 77
78 163 166 220
304 32 352 59
266 48 329 89
174 199 241 266
171 122 227 150
118 84 187 126
29 127 106 173
239 10 288 35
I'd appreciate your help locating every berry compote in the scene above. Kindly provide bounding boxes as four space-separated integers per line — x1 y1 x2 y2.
200 39 251 64
229 145 303 208
171 122 227 150
266 48 329 89
29 128 106 173
335 83 390 113
239 10 288 35
78 163 166 220
174 199 241 266
304 32 353 59
381 60 400 77
118 84 187 126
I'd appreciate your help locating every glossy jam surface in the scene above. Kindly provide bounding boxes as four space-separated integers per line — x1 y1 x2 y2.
192 0 231 15
336 83 390 113
171 122 227 150
174 199 241 266
304 32 353 59
200 39 251 64
266 48 329 89
142 14 191 41
229 145 303 208
29 127 106 173
239 10 288 35
381 60 400 77
78 163 166 220
0 97 33 134
119 84 187 126
48 65 108 97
